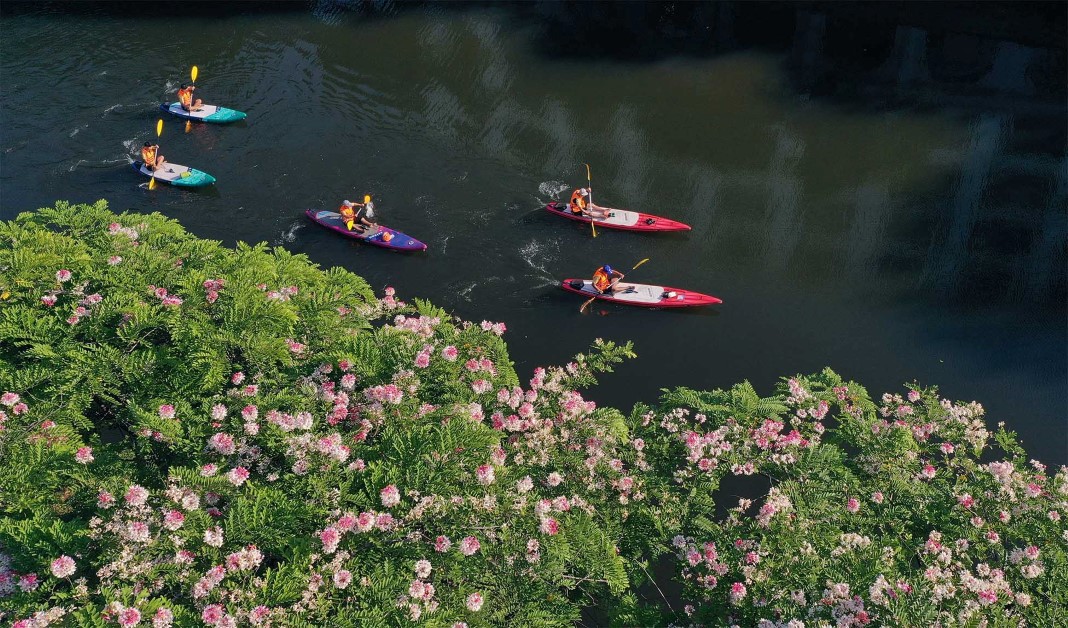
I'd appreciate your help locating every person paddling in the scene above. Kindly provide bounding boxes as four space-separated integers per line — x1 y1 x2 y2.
178 83 203 112
569 187 607 219
592 264 625 294
141 142 165 171
339 195 377 233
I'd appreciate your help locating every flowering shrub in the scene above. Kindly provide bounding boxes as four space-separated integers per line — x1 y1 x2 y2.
0 202 1063 626
633 371 1067 626
0 202 640 626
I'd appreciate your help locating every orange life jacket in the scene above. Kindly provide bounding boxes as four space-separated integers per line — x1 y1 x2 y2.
569 189 587 214
339 204 356 222
592 268 611 292
178 87 194 108
141 146 157 165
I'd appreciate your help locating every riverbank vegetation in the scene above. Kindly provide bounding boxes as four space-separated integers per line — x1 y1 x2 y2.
1 201 1064 626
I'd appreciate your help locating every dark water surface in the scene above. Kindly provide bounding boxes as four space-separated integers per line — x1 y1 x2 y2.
2 2 1065 464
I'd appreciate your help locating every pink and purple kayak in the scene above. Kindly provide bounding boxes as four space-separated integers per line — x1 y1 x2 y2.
561 279 721 308
545 201 691 232
304 210 427 252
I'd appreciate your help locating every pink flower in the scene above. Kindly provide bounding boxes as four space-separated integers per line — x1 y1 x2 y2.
201 604 225 625
380 485 400 507
414 559 432 578
466 592 484 612
108 255 123 265
375 513 395 530
414 352 430 368
940 442 955 454
958 494 975 508
729 582 747 605
248 607 270 625
50 555 76 578
920 463 936 480
442 346 458 361
152 608 174 628
158 404 176 419
471 379 492 394
118 607 142 626
56 269 72 283
871 491 884 504
907 390 921 402
459 536 480 556
163 510 185 531
98 491 115 508
201 463 218 476
320 527 340 554
75 446 94 464
333 569 352 589
203 526 224 548
435 535 452 552
231 372 245 385
475 464 495 485
846 497 860 513
41 294 58 306
227 467 250 486
124 484 149 506
18 573 39 592
539 517 560 536
0 392 19 407
209 432 236 455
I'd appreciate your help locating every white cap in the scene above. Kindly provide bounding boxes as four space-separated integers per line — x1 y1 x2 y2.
343 200 354 207
579 188 589 196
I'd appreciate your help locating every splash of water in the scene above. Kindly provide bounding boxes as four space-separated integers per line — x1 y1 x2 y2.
538 180 569 200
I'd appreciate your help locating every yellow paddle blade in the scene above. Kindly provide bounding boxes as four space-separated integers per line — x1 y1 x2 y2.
631 258 649 270
156 118 163 137
185 120 192 133
579 296 597 314
191 65 198 83
591 220 597 238
148 177 156 191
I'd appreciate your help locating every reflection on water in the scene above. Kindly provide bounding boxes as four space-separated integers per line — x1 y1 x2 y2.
0 2 1064 463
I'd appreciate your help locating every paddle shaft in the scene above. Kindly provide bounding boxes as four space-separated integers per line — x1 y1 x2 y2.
149 119 163 189
584 163 596 238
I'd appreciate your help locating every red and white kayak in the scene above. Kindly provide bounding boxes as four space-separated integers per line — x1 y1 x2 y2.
561 279 721 308
545 201 691 232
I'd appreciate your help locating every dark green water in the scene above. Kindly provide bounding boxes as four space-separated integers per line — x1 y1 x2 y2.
2 2 1065 464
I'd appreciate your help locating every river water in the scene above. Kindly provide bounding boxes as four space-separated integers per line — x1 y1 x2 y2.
2 2 1065 464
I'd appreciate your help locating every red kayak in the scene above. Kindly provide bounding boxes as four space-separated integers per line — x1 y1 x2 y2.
561 279 721 308
545 201 691 232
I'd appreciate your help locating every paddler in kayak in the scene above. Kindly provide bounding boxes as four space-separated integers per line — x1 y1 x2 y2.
141 142 165 171
177 84 203 112
569 187 608 219
592 264 625 294
339 195 377 233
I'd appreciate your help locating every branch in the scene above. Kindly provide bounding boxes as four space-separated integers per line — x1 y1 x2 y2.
639 561 675 614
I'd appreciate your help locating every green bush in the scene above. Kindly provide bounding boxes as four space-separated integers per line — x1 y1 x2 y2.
1 201 1063 627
